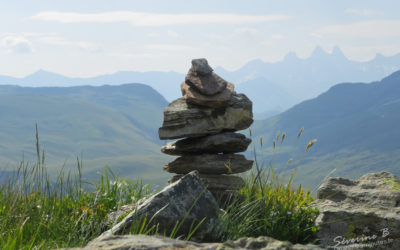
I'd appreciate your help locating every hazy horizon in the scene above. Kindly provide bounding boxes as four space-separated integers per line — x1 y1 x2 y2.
1 0 400 78
1 44 398 79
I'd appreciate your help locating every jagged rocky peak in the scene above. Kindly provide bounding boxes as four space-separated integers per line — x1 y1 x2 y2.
331 45 345 57
311 45 329 57
283 51 299 62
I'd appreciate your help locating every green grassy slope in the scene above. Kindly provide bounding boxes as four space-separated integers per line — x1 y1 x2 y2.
251 70 400 190
0 84 172 186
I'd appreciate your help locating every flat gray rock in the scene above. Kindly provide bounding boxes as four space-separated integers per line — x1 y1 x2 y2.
169 174 245 190
68 235 323 249
224 236 324 250
161 132 251 155
158 93 253 140
81 235 210 249
97 171 219 241
181 81 234 108
163 154 253 174
312 171 400 249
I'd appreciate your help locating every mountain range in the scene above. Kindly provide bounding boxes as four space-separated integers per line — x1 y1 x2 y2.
1 69 399 190
217 46 400 116
251 70 400 191
1 48 400 189
0 70 183 102
1 46 400 117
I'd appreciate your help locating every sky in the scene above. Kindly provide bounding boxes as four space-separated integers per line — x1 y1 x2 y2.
1 0 400 77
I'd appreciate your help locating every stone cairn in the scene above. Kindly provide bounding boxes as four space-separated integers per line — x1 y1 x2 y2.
158 58 254 202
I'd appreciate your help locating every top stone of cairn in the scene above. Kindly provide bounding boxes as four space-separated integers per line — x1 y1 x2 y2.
185 58 227 96
191 58 213 75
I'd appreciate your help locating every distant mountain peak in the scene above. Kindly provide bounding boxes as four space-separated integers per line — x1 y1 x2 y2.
283 51 299 62
22 69 73 86
310 45 329 58
28 69 60 77
241 58 266 72
381 69 400 82
246 58 265 66
331 46 346 58
374 53 386 60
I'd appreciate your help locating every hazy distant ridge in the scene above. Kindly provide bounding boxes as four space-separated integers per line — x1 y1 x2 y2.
251 70 400 189
0 83 171 184
1 46 400 116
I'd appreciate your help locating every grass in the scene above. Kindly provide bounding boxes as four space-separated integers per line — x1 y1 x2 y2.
0 126 320 249
0 165 151 249
0 126 153 249
217 128 319 244
387 177 400 192
218 169 318 243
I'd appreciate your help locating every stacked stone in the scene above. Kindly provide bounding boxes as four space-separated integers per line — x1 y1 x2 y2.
158 58 254 201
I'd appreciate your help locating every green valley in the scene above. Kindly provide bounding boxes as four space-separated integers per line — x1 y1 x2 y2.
0 84 173 186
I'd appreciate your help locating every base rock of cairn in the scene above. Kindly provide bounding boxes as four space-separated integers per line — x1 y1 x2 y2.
158 58 254 202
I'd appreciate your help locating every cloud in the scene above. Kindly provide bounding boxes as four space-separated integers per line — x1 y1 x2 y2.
31 11 292 26
234 28 260 36
167 30 179 38
271 34 283 40
148 32 160 38
144 44 195 51
344 8 380 16
106 52 174 59
38 36 101 52
1 35 34 54
261 34 283 45
312 20 400 38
